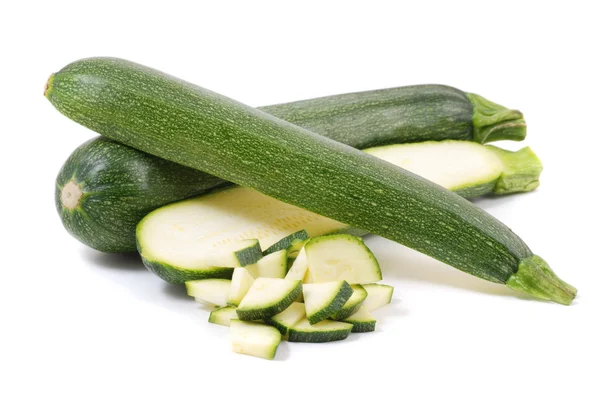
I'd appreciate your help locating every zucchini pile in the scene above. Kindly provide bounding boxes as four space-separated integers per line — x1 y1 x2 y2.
45 57 577 360
187 234 393 359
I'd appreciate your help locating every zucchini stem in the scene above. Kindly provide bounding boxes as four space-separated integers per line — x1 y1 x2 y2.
507 255 577 305
467 93 527 143
487 146 543 194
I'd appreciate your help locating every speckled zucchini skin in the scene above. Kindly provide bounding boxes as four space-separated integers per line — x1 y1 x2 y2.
55 137 226 252
46 58 533 285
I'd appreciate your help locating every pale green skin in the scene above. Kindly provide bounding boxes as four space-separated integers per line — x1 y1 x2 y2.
46 57 576 305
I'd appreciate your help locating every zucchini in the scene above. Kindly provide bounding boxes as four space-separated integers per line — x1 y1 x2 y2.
265 302 306 337
236 278 302 321
360 284 394 312
303 234 382 284
330 284 368 321
285 248 309 281
245 250 288 279
46 57 575 304
230 320 281 360
57 137 540 254
135 142 543 282
343 309 377 333
185 279 231 306
303 281 353 324
262 230 309 256
287 318 353 343
208 306 238 327
227 268 255 306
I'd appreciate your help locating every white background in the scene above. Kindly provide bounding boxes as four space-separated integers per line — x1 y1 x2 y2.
1 1 599 400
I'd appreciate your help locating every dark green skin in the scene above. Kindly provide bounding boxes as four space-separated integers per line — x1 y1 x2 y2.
261 85 474 148
56 137 226 252
55 84 503 253
47 57 533 284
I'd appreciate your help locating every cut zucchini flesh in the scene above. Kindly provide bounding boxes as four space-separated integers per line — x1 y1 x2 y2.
236 278 302 321
245 250 288 279
137 201 264 283
208 306 238 327
265 302 306 337
227 268 255 306
361 284 394 312
263 230 309 256
285 248 309 281
287 318 353 343
303 281 353 325
185 279 231 306
330 284 368 321
343 309 377 333
304 234 382 284
230 320 281 360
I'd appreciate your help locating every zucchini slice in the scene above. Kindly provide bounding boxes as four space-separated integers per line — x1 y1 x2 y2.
304 235 382 284
285 248 309 281
185 279 231 306
287 318 353 343
361 284 394 312
330 284 368 321
263 230 309 256
236 278 302 321
230 320 281 360
343 309 377 333
303 281 353 324
265 302 306 337
245 250 288 279
227 268 255 306
208 306 238 327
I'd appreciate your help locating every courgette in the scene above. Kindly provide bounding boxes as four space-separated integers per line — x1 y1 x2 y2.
230 320 281 360
55 86 530 253
265 302 306 337
185 279 232 306
227 268 255 306
245 250 288 279
46 57 575 304
208 306 238 327
343 309 377 333
236 278 302 320
287 319 353 343
330 284 368 321
303 281 354 324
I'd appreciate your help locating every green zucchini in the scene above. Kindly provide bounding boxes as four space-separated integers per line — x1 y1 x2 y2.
230 320 281 360
208 306 238 327
330 284 368 321
343 309 377 333
265 302 306 337
185 279 232 306
303 281 354 324
46 57 575 305
287 318 353 343
245 250 288 279
236 278 302 321
227 268 255 307
55 81 529 254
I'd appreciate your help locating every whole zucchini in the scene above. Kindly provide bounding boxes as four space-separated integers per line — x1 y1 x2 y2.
46 57 575 304
56 138 540 253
